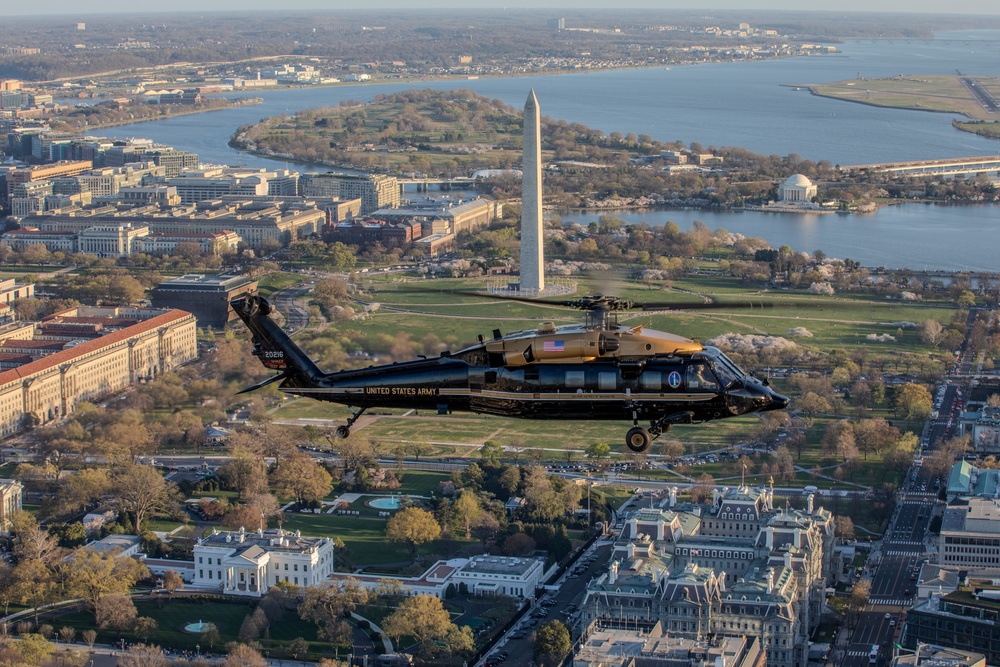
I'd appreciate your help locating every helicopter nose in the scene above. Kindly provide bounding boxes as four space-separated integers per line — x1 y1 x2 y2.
767 389 790 410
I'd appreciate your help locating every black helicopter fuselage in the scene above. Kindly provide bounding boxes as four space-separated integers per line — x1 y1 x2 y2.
285 353 766 422
231 295 788 451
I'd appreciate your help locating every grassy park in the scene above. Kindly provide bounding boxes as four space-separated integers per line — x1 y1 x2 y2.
802 74 1000 120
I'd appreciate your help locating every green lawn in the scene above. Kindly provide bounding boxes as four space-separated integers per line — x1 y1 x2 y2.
49 597 341 658
280 512 475 567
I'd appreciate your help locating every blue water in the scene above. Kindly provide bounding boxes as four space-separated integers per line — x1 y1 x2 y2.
95 31 1000 270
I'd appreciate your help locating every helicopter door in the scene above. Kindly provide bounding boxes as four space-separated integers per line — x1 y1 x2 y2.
685 362 720 392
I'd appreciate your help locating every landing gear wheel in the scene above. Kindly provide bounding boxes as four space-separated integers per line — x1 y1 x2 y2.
626 427 652 453
335 425 351 439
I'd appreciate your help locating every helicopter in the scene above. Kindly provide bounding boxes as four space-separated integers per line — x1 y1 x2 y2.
230 292 789 453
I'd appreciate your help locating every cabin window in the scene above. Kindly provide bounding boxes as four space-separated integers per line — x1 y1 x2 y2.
686 363 719 391
640 372 662 390
598 372 617 391
565 371 586 388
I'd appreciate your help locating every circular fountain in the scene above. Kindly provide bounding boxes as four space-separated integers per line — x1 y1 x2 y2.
183 620 215 634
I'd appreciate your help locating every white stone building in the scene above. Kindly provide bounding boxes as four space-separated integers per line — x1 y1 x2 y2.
193 527 335 597
327 553 547 600
778 174 818 202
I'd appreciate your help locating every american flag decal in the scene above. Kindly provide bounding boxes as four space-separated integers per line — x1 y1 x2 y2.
543 340 565 352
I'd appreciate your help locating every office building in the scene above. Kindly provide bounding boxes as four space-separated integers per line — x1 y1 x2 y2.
150 274 259 328
0 479 23 532
300 172 399 213
939 497 1000 574
0 306 197 437
904 591 1000 665
583 485 833 667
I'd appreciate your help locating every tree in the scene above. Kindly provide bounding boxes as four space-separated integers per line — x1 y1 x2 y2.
12 559 55 626
5 634 54 667
162 569 184 595
381 594 457 657
112 464 169 533
521 466 563 522
896 383 933 422
67 548 149 617
835 516 855 541
501 533 536 556
299 580 368 643
479 440 504 465
82 629 97 649
853 418 900 460
218 448 268 499
224 644 268 667
451 490 482 539
585 442 612 467
385 507 441 562
118 644 168 667
847 579 871 628
797 391 831 425
657 439 685 461
919 320 944 347
133 617 158 643
270 453 333 507
223 504 268 531
10 511 60 565
288 637 310 660
95 592 137 631
534 620 571 666
690 473 716 503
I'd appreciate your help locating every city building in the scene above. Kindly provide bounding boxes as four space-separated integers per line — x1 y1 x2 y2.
371 197 501 235
0 479 23 532
0 306 197 437
300 172 400 213
904 591 1000 665
77 223 151 258
573 624 765 667
85 534 142 558
939 497 1000 574
0 277 34 306
5 161 93 204
150 274 259 329
328 554 547 600
193 527 336 597
582 485 833 667
891 645 985 667
18 197 326 250
325 219 422 246
778 175 817 203
139 148 199 178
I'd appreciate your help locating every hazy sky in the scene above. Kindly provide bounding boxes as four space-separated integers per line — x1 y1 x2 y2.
9 0 1000 15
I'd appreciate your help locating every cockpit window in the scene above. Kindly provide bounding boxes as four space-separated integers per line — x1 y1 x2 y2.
686 362 719 391
698 348 745 389
711 359 740 389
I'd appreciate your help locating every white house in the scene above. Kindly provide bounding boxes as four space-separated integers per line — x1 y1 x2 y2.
193 527 335 597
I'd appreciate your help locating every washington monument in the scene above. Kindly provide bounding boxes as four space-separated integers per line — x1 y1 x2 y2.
520 89 544 294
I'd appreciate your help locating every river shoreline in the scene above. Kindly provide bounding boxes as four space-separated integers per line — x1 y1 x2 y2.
62 97 263 134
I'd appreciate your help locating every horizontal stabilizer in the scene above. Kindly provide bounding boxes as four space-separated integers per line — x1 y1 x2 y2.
237 372 289 395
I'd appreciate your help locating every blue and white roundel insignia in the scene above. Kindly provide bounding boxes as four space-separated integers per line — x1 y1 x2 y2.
667 371 682 389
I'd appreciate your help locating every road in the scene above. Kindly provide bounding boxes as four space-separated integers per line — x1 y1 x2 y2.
841 501 935 667
481 541 614 667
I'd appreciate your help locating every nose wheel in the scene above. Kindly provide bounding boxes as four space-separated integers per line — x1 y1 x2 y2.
626 427 652 453
334 407 367 439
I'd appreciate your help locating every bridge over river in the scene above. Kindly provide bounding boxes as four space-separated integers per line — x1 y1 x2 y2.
842 155 1000 179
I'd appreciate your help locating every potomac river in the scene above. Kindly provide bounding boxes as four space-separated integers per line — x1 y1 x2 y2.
98 31 1000 271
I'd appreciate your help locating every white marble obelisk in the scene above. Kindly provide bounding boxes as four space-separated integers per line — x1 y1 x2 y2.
520 89 544 295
